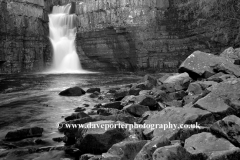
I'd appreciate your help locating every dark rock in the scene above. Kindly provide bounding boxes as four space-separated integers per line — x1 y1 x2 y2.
52 137 64 142
185 132 240 160
80 154 101 160
123 104 150 117
91 114 138 124
135 137 171 160
86 88 101 93
210 115 240 147
102 102 123 110
74 107 86 112
75 121 131 154
179 51 240 78
143 107 215 139
114 89 129 101
5 127 44 141
129 88 141 96
97 108 121 116
59 87 86 96
90 92 100 98
133 95 157 108
207 72 236 82
153 143 192 160
102 140 148 160
65 112 90 121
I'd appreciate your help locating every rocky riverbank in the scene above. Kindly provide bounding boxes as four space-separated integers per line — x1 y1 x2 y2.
1 47 240 159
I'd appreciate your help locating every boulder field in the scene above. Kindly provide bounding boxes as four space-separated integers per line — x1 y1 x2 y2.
2 47 240 159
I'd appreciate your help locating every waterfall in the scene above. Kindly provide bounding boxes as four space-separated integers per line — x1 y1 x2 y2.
48 4 84 73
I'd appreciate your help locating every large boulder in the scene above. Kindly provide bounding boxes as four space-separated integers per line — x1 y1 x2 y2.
5 127 44 141
59 87 86 96
193 79 240 116
123 104 150 117
153 143 192 160
135 137 171 160
210 115 240 146
179 51 240 78
185 132 240 160
143 107 215 139
102 140 148 160
75 121 131 154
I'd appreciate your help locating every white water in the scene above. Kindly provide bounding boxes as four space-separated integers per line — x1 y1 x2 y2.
48 4 88 74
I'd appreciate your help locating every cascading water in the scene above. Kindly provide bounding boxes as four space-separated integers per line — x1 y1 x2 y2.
48 4 84 73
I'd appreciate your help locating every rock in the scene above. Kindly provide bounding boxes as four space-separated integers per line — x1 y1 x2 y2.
97 108 121 116
135 137 171 160
90 92 100 98
185 132 240 160
163 72 191 91
86 88 101 93
65 112 90 121
207 72 236 82
74 107 86 112
153 143 192 160
193 79 240 116
129 88 141 96
133 95 157 108
114 89 129 101
59 87 86 96
143 74 158 86
5 127 44 141
121 95 136 106
143 107 214 139
210 115 240 146
80 154 101 160
123 104 150 117
179 51 240 78
102 140 148 160
220 47 240 63
164 100 183 107
102 102 123 110
187 82 203 95
91 114 138 124
75 121 131 154
52 137 64 142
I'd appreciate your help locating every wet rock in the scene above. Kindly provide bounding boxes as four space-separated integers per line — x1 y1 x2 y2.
102 140 148 160
90 92 100 98
153 143 192 160
143 107 214 139
114 89 129 101
75 121 131 154
97 108 121 116
210 115 240 146
5 127 44 141
80 154 101 160
65 112 90 121
123 104 150 117
59 86 86 96
179 51 240 78
102 102 123 110
135 137 171 160
185 132 240 160
74 107 87 112
193 79 240 117
87 88 101 93
129 88 141 96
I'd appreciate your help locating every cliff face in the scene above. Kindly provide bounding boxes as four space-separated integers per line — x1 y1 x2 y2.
0 0 237 73
70 0 211 72
0 0 60 73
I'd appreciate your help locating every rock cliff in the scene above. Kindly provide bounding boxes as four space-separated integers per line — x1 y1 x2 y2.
0 0 239 73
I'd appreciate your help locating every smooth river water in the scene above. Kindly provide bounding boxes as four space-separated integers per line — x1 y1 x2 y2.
0 72 141 146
